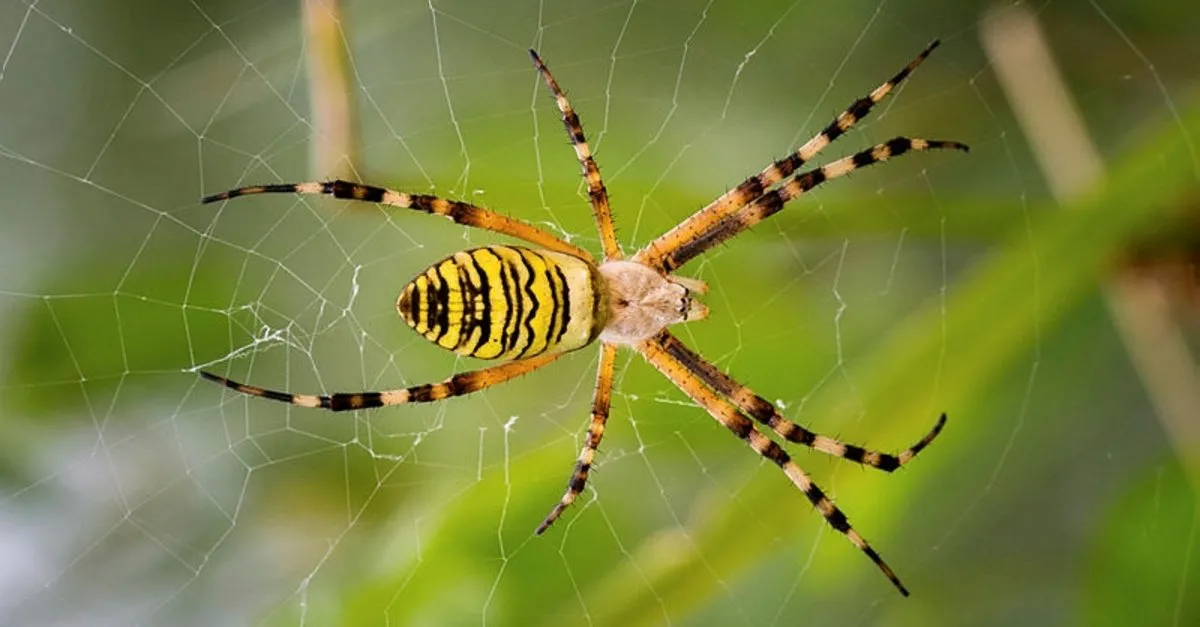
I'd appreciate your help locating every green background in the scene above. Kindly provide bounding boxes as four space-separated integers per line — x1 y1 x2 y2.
1 0 1198 625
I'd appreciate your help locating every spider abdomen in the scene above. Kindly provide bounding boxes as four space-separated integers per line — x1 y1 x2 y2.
397 245 607 360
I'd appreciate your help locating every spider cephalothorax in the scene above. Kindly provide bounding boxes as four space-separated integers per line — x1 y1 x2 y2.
598 260 709 343
200 42 965 596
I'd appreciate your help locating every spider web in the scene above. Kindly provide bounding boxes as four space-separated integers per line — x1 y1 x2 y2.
2 0 1198 625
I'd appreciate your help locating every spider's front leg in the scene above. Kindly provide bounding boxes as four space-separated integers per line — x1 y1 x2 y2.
202 180 594 261
635 40 956 272
530 49 623 262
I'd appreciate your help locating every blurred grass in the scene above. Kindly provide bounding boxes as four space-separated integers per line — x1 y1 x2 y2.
2 1 1199 626
1085 457 1199 627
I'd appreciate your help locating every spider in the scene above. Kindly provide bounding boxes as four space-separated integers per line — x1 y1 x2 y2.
200 41 967 596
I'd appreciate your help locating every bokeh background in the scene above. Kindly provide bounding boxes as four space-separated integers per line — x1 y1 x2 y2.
1 0 1198 625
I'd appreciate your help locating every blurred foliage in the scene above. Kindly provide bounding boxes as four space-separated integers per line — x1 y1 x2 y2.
1 1 1198 626
1085 456 1200 627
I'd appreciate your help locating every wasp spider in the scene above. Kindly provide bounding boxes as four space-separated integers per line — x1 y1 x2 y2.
201 41 967 596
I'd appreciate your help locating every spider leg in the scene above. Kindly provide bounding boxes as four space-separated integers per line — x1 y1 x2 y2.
638 331 910 596
529 50 623 261
202 180 593 261
536 342 617 534
660 137 968 270
636 40 945 271
199 351 561 412
654 332 944 471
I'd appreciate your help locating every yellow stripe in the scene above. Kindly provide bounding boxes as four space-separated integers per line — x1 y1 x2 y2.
491 246 531 360
412 275 431 335
454 251 485 355
423 267 443 343
471 247 507 360
517 248 555 357
434 259 463 349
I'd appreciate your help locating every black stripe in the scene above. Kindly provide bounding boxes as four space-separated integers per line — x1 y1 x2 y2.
744 396 775 424
495 249 521 354
543 256 561 349
514 250 541 357
409 374 468 403
847 96 873 121
444 199 470 221
256 387 296 404
803 483 847 534
423 271 439 335
327 180 386 203
433 264 453 343
852 148 879 168
406 194 471 221
773 154 799 179
731 176 766 207
552 264 572 344
200 183 299 203
588 183 609 206
408 384 437 403
759 439 791 467
842 444 867 464
728 414 753 440
664 334 720 391
467 251 493 353
408 194 436 214
819 121 845 144
504 252 530 355
486 247 518 355
328 392 383 412
661 336 754 443
451 258 470 350
567 461 590 492
885 137 912 157
446 374 467 396
876 455 900 472
797 168 826 192
801 480 830 514
664 219 735 272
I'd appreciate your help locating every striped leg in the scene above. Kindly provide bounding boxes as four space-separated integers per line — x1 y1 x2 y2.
199 351 561 412
636 40 945 271
656 332 944 471
659 137 968 270
202 180 593 261
638 331 910 595
529 50 623 261
536 342 617 534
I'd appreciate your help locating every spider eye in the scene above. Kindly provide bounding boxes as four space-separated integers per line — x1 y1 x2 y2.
679 292 709 321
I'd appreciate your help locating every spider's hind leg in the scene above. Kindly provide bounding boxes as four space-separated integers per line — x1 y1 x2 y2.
656 331 946 471
200 351 563 412
637 331 913 596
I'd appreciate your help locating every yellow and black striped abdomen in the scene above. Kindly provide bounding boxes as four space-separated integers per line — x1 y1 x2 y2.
397 245 607 360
